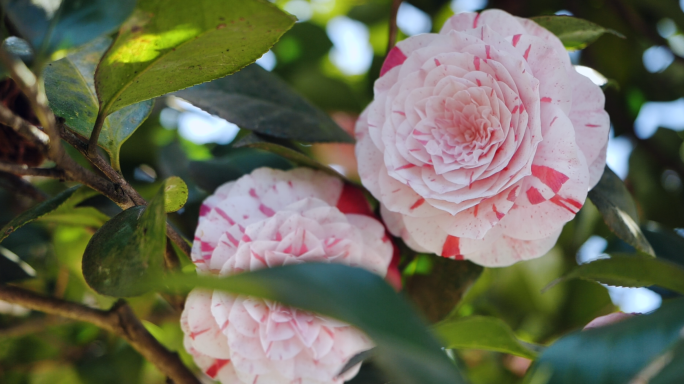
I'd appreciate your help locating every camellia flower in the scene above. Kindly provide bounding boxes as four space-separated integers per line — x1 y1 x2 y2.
182 168 393 384
355 10 610 266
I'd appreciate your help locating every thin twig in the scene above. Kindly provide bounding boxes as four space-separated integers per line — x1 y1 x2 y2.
0 103 49 150
0 285 200 384
0 161 65 178
59 123 193 257
88 110 107 159
387 0 402 54
0 171 47 201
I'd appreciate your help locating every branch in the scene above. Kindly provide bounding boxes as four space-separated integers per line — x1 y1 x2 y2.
0 285 200 384
0 103 49 151
0 161 66 178
59 123 192 257
0 171 48 201
387 0 402 53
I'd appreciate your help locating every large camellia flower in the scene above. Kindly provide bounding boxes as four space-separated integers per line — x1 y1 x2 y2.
356 10 610 266
182 168 393 384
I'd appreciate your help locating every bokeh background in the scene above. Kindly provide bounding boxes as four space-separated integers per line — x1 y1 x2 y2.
3 0 684 383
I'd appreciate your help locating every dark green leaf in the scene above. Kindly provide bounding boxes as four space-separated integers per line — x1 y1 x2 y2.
175 64 353 143
404 256 483 323
546 253 684 295
82 182 168 297
44 37 153 170
531 15 623 50
163 176 188 213
434 316 540 359
1 0 136 60
0 246 35 283
648 337 684 384
161 264 465 384
95 0 295 116
588 166 654 255
527 298 684 384
236 138 348 181
0 186 79 243
189 147 292 192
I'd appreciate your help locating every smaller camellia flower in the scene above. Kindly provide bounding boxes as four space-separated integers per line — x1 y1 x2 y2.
182 168 393 384
355 9 610 266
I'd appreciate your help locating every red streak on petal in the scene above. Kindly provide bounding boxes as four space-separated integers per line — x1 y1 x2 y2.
275 232 282 241
242 234 251 242
476 79 482 86
473 13 480 28
410 198 425 210
259 204 275 217
283 244 293 254
199 204 211 217
485 45 491 59
225 232 240 246
532 165 569 193
251 250 267 265
380 46 407 77
396 163 416 170
519 104 525 113
512 34 522 47
434 58 441 66
201 242 215 253
511 105 519 114
442 235 463 259
190 328 210 340
549 195 583 213
215 207 235 225
220 320 229 331
288 181 293 188
205 359 230 379
473 204 479 217
523 45 532 60
492 204 505 220
336 183 374 216
393 110 406 116
249 188 258 198
585 123 601 127
507 186 520 202
550 116 558 127
540 97 552 103
526 187 546 204
474 56 481 70
326 237 343 248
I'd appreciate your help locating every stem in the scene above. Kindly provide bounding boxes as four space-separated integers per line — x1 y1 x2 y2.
0 103 49 150
0 161 66 178
387 0 402 53
0 285 200 384
88 110 107 159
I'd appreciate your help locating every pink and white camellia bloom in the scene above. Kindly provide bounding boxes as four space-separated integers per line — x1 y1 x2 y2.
182 168 393 384
355 9 610 266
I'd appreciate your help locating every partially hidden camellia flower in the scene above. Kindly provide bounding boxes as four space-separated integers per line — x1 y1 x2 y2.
355 9 610 266
182 168 393 384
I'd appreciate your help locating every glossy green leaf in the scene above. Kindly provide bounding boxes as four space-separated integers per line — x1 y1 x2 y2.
0 246 35 283
44 37 154 171
434 316 540 359
160 264 465 384
236 137 347 180
82 182 167 297
37 186 109 228
94 0 295 117
175 64 353 143
1 0 136 60
527 298 684 384
531 15 624 50
546 253 684 295
0 186 79 243
588 166 654 255
163 176 188 213
189 147 292 192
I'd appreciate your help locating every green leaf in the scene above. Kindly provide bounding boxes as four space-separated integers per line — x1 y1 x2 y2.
0 246 35 283
531 15 624 50
160 264 465 384
1 0 136 60
82 182 168 297
527 298 684 384
236 137 348 181
546 253 684 295
588 166 654 255
175 64 353 143
163 176 188 213
404 256 483 323
94 0 295 117
44 37 154 171
648 336 684 384
0 186 79 243
434 316 540 359
38 186 110 228
189 147 292 192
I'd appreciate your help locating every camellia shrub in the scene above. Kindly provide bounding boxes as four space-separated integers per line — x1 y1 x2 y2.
1 1 684 384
